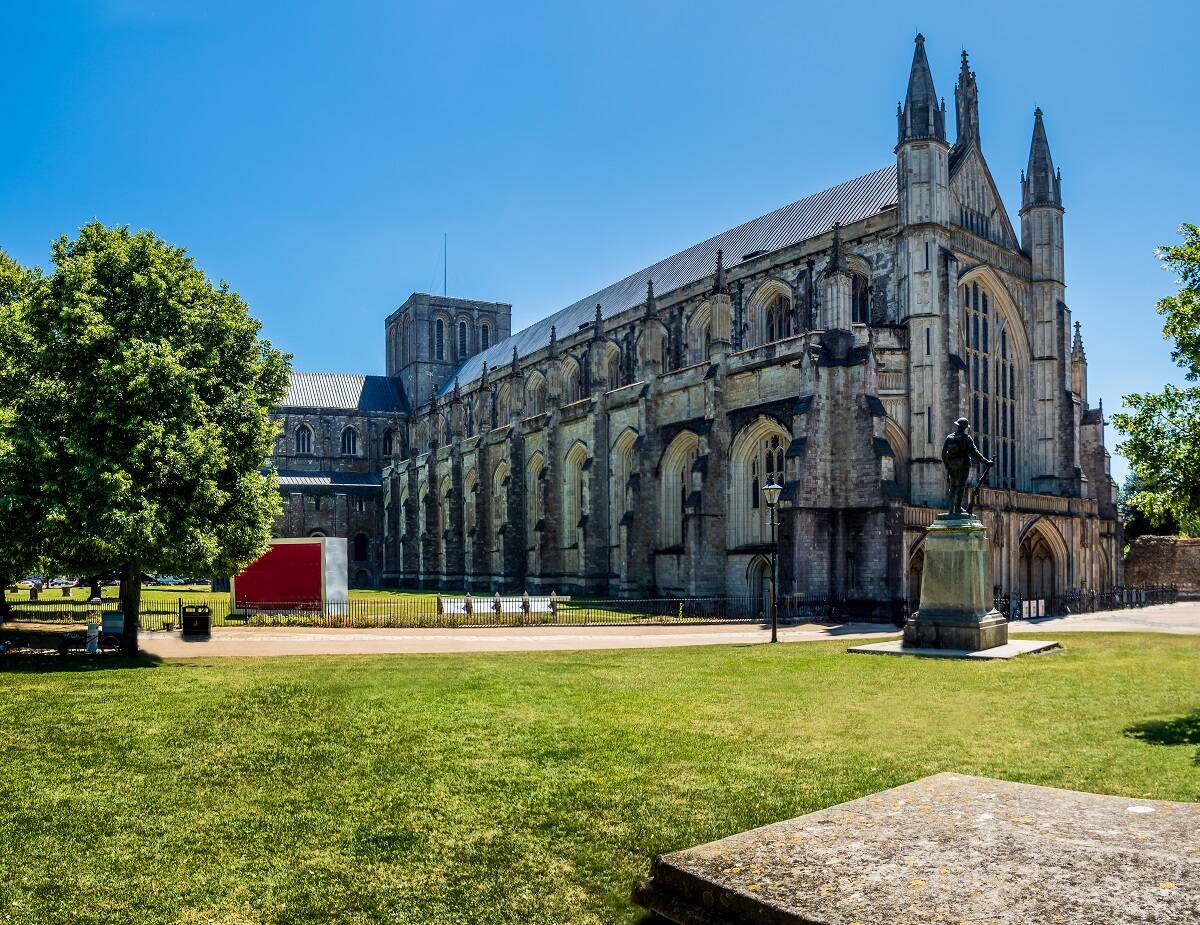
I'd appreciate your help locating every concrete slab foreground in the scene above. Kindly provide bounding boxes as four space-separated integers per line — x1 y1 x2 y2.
847 637 1060 659
633 772 1199 924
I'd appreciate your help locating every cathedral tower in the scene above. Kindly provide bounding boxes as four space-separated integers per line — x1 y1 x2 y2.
1019 109 1075 493
897 34 954 505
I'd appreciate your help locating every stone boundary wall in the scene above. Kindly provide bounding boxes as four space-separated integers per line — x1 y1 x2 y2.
1124 535 1200 593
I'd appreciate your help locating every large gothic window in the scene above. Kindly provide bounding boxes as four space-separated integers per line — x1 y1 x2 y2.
610 429 637 582
764 292 790 344
382 429 394 456
852 274 870 324
728 419 789 547
659 432 700 548
480 322 490 351
340 426 359 456
435 319 445 361
491 462 508 574
526 452 545 575
458 321 468 358
563 442 588 577
962 280 1021 489
295 423 313 456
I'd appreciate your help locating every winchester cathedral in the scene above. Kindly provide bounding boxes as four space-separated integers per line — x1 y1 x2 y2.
269 35 1121 617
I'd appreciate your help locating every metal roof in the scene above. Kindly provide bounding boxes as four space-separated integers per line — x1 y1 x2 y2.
282 372 408 413
273 469 383 489
438 164 898 396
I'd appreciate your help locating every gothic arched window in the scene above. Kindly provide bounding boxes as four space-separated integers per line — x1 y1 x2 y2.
961 280 1022 489
480 322 490 351
435 319 445 361
340 426 359 456
852 274 870 324
382 429 393 456
728 419 790 548
764 292 790 344
458 320 468 357
660 432 700 548
295 423 313 456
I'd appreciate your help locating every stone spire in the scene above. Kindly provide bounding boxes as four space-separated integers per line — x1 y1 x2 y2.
1071 320 1087 403
1022 108 1062 210
644 278 657 317
954 49 980 148
479 360 489 388
593 303 604 338
1072 320 1085 361
714 249 725 294
548 324 557 356
511 344 519 372
897 33 946 147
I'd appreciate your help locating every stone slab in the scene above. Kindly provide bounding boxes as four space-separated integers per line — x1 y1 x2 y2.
847 638 1060 659
632 773 1199 924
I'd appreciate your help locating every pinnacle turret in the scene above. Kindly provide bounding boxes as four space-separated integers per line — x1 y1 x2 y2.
954 49 980 148
897 33 946 147
1022 108 1062 210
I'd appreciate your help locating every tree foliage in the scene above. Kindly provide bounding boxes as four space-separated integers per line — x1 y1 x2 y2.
0 251 45 606
1113 224 1200 535
6 223 290 647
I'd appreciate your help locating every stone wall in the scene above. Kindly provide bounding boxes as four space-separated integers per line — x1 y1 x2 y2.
1124 536 1200 593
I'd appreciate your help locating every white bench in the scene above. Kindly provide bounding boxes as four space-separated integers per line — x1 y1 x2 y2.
438 595 571 615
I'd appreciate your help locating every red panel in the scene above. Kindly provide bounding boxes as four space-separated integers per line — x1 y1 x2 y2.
234 542 323 609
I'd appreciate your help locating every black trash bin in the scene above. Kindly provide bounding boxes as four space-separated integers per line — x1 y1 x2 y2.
181 604 212 637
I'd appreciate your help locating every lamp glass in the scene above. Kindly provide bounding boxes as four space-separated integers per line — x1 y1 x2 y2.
762 481 783 507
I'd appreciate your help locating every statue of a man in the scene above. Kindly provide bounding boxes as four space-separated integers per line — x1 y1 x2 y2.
941 417 991 517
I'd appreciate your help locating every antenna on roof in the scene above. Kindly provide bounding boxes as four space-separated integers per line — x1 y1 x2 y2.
443 232 448 297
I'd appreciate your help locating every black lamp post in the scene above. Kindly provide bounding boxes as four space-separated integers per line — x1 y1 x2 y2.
762 481 783 643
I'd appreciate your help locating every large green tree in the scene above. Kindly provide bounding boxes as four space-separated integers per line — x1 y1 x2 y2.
9 223 290 650
1113 224 1200 536
0 251 45 618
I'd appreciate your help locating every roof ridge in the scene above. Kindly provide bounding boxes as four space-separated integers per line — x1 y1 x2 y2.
437 164 898 397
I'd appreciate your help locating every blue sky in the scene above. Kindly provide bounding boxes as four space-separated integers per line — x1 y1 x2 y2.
3 1 1197 483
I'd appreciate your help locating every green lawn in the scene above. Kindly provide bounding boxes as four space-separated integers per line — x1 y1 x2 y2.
0 633 1196 925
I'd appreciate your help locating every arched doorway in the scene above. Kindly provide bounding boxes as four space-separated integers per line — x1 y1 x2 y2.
907 544 924 614
1022 525 1060 604
747 556 772 620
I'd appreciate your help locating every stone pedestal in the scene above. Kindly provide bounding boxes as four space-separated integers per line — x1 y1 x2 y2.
902 514 1007 651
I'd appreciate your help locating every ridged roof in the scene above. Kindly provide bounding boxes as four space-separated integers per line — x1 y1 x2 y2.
274 469 383 489
282 372 408 413
438 164 898 396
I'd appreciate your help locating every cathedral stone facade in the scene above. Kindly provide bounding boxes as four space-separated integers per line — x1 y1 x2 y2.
271 36 1121 613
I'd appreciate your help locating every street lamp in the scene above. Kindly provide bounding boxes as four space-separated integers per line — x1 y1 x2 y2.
762 481 783 643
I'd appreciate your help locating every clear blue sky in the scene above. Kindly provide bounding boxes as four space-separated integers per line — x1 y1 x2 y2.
3 1 1197 483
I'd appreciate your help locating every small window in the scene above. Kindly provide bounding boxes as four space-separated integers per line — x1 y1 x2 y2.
340 427 358 456
480 323 490 351
295 424 312 455
313 495 322 511
851 274 870 324
382 429 394 456
435 319 445 361
355 497 366 513
458 320 468 357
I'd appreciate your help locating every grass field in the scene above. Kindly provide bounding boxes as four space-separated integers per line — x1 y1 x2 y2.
3 585 441 606
0 633 1197 924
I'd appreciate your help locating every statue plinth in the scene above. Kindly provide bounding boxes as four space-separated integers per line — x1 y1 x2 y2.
903 514 1008 651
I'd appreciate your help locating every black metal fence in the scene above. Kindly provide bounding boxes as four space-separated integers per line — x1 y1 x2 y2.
0 585 1178 631
997 586 1178 621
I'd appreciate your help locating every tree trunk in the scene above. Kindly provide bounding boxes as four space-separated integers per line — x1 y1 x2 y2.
0 578 9 623
119 561 141 655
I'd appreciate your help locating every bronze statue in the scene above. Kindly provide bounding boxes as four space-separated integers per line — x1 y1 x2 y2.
942 417 992 518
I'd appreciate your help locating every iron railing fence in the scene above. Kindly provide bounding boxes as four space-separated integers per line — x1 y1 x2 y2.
0 585 1178 631
997 586 1177 621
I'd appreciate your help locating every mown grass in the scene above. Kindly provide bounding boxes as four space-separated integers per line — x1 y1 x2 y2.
0 633 1196 925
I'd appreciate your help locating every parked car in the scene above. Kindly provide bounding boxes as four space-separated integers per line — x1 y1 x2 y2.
156 576 187 586
48 578 77 588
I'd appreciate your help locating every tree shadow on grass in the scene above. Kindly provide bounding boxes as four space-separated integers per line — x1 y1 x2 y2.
0 624 163 672
1124 709 1200 765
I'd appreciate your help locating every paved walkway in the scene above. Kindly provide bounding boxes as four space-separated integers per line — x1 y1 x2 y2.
136 601 1200 659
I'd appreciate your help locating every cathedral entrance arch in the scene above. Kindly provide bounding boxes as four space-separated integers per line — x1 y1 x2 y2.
1018 519 1067 604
